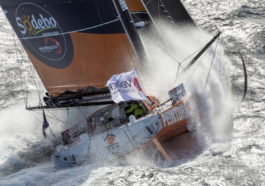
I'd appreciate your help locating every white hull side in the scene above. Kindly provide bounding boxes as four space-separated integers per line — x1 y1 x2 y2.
51 115 161 167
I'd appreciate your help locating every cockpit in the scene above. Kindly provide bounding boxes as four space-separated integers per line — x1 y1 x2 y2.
86 101 148 134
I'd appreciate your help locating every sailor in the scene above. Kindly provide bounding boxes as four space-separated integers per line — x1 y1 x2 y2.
125 102 146 119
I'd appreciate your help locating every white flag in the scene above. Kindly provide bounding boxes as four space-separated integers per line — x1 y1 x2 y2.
106 70 148 103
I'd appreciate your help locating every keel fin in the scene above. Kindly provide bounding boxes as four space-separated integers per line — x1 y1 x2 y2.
152 137 172 162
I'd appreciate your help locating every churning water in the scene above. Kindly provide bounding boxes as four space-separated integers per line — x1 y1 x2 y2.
0 0 265 185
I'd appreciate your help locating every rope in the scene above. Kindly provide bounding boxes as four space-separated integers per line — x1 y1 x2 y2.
174 63 181 83
29 61 43 106
18 19 120 40
205 38 219 88
185 50 207 85
174 45 205 84
45 109 73 127
12 32 27 105
77 106 89 120
179 45 205 64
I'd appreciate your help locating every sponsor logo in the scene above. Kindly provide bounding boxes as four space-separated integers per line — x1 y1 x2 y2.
40 38 62 54
15 3 73 68
16 13 57 36
160 104 188 126
108 78 142 91
109 80 132 91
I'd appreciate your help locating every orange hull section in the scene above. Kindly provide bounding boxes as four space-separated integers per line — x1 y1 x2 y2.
155 119 188 142
152 102 190 161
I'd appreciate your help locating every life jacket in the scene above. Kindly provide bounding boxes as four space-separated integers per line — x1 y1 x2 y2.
125 102 146 118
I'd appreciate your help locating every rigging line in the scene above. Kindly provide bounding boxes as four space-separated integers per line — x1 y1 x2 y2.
5 8 42 107
185 32 221 86
48 127 56 138
18 53 30 107
173 45 206 85
140 29 186 82
146 29 182 65
45 107 91 128
45 109 74 127
185 48 208 85
24 110 56 138
12 33 32 108
179 45 205 64
141 31 215 86
12 32 26 105
22 58 30 108
174 63 181 84
183 32 221 72
135 13 182 65
25 78 29 107
77 106 89 121
2 0 86 7
26 54 46 102
18 19 120 40
21 56 29 107
26 56 44 107
205 38 219 88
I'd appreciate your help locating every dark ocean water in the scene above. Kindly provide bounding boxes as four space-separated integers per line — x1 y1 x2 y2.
0 0 265 185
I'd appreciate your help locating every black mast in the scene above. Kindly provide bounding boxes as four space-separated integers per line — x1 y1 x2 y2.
112 0 147 67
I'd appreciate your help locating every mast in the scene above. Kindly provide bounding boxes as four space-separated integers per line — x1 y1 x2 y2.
112 0 147 68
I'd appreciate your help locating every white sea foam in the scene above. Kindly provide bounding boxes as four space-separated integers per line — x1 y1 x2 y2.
139 21 236 148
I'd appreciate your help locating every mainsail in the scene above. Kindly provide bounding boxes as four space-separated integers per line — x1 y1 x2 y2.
0 0 146 97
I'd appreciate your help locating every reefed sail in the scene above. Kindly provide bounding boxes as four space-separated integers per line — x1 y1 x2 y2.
0 0 145 96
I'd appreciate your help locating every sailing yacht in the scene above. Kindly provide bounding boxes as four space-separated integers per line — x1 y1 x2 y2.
0 0 241 167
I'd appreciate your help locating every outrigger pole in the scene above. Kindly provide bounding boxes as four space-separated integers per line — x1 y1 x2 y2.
158 32 222 107
183 32 221 72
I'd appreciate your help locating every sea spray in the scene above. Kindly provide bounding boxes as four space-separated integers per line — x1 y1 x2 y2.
0 103 50 176
139 21 236 150
0 94 73 176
